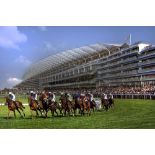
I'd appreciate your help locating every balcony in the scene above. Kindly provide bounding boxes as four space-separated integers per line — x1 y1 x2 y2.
138 59 155 67
139 53 155 60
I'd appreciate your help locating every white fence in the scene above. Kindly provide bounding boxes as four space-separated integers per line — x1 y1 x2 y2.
113 94 155 100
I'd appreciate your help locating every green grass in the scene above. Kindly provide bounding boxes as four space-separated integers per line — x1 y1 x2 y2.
0 99 155 129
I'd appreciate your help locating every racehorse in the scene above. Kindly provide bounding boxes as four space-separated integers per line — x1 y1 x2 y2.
90 100 96 112
72 97 82 116
5 97 25 118
108 97 114 108
39 94 49 118
28 96 41 118
80 97 91 116
59 95 73 116
101 97 109 111
48 99 58 117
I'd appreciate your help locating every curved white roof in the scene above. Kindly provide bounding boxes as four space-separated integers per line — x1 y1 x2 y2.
23 43 120 80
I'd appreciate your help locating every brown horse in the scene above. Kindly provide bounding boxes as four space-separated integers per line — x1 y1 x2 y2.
5 97 25 118
86 97 96 112
59 95 73 116
77 97 91 116
72 98 82 116
48 99 58 117
28 96 41 118
39 94 49 118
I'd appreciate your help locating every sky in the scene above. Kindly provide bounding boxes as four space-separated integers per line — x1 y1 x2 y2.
0 26 155 89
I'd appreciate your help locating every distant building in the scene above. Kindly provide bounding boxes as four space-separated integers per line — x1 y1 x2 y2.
15 42 155 90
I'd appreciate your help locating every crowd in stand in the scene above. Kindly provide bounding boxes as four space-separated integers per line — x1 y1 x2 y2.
98 85 155 95
1 85 155 97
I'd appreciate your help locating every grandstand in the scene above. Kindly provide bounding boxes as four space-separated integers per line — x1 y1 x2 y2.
15 42 155 91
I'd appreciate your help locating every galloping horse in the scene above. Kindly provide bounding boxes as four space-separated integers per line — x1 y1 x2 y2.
86 94 96 112
89 100 96 112
59 95 73 116
80 96 91 116
5 97 25 118
28 96 41 118
101 97 109 111
39 93 49 118
72 97 82 116
108 97 114 108
48 99 58 117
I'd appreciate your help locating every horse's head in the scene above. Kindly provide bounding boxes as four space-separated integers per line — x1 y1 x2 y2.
28 96 32 103
39 95 42 101
5 96 10 103
43 98 48 103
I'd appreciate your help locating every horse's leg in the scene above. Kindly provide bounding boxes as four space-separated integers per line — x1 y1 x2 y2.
13 110 16 118
52 110 54 117
71 108 74 116
45 110 48 118
30 109 34 118
73 107 76 116
88 106 91 116
64 109 66 116
59 107 63 116
55 109 58 116
7 110 10 119
105 104 108 111
16 108 22 117
36 110 39 117
38 109 42 116
20 107 25 117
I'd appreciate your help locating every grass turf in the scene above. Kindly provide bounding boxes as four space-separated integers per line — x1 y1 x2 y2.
0 99 155 129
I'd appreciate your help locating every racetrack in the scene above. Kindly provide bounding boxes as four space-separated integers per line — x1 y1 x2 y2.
0 99 155 129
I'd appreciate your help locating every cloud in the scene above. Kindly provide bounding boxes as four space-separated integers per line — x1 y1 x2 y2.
0 26 27 50
38 26 47 31
7 77 22 86
32 41 68 61
44 41 57 51
15 55 31 66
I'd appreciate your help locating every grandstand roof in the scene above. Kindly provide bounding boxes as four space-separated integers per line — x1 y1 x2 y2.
23 43 121 80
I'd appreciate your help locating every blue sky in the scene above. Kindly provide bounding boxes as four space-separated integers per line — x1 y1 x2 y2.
0 26 155 89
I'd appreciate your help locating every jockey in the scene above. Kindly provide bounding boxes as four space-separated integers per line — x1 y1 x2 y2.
109 93 113 99
48 92 56 102
65 93 72 102
8 92 18 108
8 92 16 102
30 91 38 104
80 93 86 100
60 92 64 97
73 92 80 100
103 93 108 100
87 92 94 102
33 92 38 101
87 92 95 106
30 91 34 100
